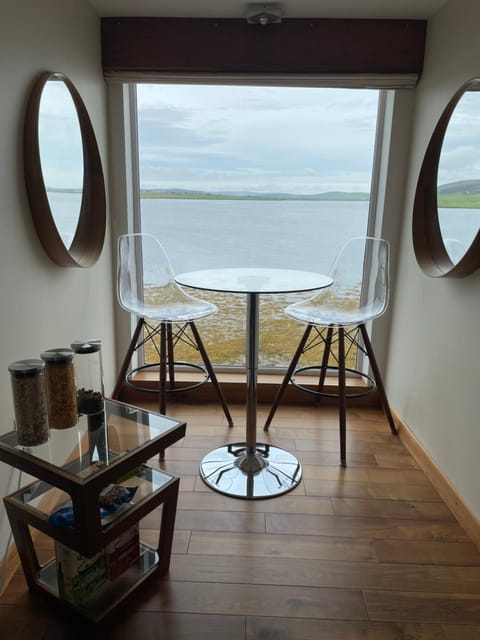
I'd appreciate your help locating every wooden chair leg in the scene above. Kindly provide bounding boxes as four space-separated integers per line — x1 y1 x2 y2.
167 323 175 390
159 322 167 415
316 326 334 397
189 321 234 427
111 317 145 400
359 323 397 435
338 327 347 466
264 324 314 430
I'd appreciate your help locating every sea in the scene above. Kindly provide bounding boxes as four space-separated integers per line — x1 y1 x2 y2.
47 194 480 366
49 192 480 272
141 198 369 274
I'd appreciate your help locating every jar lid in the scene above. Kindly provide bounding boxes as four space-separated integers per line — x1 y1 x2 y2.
8 359 45 378
70 339 102 354
40 348 74 364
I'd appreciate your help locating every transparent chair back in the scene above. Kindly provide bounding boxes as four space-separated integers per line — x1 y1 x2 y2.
117 233 216 322
286 236 390 327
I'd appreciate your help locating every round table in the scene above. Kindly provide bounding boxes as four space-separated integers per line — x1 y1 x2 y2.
176 267 333 499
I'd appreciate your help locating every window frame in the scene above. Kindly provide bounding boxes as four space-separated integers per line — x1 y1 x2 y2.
115 80 391 376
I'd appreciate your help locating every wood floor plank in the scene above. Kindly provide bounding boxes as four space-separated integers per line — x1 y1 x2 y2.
107 611 246 640
274 427 399 443
295 437 407 454
169 553 480 594
266 513 469 541
159 460 205 476
375 539 480 565
177 491 334 515
140 528 191 554
263 412 391 431
301 464 431 485
295 449 378 466
246 616 480 640
364 590 480 624
0 604 57 640
174 510 266 533
304 478 443 501
187 530 376 561
373 451 419 469
330 497 456 521
247 616 480 639
138 580 368 621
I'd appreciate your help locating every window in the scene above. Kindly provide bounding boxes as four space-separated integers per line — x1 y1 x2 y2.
132 83 382 370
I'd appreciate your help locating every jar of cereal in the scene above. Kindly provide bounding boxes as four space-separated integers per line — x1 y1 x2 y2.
40 348 78 429
8 359 49 446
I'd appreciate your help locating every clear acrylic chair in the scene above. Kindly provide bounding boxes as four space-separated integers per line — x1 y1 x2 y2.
264 236 397 465
112 233 233 427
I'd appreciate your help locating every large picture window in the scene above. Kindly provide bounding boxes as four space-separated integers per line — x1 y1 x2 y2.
133 84 381 369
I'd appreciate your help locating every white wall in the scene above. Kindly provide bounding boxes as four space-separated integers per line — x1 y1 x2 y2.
0 0 114 557
387 0 480 521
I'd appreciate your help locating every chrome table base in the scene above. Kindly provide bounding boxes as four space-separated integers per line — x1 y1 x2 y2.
199 443 302 499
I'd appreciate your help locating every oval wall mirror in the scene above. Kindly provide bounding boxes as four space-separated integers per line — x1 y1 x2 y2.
24 72 106 267
413 78 480 278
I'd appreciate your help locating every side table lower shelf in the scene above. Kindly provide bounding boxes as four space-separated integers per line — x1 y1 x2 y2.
37 543 159 622
4 474 180 622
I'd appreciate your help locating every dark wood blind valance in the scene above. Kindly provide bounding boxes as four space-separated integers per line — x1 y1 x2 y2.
101 17 426 88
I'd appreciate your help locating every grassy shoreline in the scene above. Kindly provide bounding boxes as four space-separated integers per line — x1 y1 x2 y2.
140 191 370 202
144 290 359 369
140 190 480 208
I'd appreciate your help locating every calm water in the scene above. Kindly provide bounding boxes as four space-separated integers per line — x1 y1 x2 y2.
48 195 480 366
49 193 480 268
140 198 370 275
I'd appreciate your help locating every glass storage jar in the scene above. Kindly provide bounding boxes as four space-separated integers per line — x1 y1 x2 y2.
8 359 49 446
40 348 78 429
70 339 104 415
71 339 107 462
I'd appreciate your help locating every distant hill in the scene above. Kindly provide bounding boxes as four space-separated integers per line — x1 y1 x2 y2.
141 188 370 201
437 181 480 208
437 180 480 195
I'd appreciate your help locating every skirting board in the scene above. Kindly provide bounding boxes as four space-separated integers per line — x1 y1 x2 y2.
393 409 480 548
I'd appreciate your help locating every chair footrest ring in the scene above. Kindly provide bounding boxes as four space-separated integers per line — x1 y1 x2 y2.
125 361 209 395
291 365 376 399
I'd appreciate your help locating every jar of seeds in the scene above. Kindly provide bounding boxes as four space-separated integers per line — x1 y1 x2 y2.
8 359 49 447
41 348 77 429
71 339 107 463
70 339 104 415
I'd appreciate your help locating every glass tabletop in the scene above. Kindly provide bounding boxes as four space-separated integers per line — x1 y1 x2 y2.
0 399 183 482
176 267 333 295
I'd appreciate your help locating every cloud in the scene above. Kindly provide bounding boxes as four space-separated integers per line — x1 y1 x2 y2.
136 84 378 193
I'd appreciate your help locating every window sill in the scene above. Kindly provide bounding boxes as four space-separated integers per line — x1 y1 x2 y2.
115 370 378 407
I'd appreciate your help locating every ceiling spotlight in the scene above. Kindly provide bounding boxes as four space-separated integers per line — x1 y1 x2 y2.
246 3 282 26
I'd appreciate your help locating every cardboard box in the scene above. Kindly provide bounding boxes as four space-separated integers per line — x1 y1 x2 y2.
105 524 140 581
55 541 107 605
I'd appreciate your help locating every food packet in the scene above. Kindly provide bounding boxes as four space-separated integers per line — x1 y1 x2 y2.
48 484 137 528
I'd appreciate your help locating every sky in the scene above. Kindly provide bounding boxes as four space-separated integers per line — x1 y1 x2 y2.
437 90 480 187
136 84 380 195
39 80 83 190
36 81 480 196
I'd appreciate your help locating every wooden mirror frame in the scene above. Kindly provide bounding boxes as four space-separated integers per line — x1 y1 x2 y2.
24 72 106 268
413 78 480 278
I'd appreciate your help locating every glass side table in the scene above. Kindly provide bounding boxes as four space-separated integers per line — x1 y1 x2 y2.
0 398 186 622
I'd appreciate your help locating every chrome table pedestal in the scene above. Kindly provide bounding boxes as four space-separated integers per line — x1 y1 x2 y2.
176 268 332 499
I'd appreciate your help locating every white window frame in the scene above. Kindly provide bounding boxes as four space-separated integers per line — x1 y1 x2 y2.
109 80 394 376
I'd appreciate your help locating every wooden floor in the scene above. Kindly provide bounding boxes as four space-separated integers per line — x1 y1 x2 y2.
1 400 480 638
